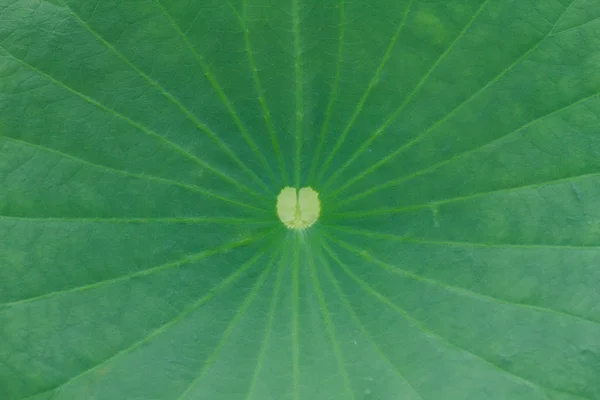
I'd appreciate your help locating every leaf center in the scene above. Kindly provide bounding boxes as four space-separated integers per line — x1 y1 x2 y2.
276 187 320 230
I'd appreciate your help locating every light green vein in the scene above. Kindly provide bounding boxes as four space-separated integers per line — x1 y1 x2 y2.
307 0 345 185
153 0 277 185
0 49 267 202
324 0 577 203
327 170 600 221
224 0 243 21
315 0 415 183
176 250 278 400
244 239 287 400
1 229 275 309
292 233 301 400
325 232 600 327
321 0 489 191
329 89 600 208
293 0 304 187
550 15 600 36
306 235 355 400
338 261 585 400
20 245 271 400
320 244 425 400
547 0 580 36
237 0 288 184
0 136 268 213
324 225 600 250
62 4 272 194
323 242 557 400
0 216 273 224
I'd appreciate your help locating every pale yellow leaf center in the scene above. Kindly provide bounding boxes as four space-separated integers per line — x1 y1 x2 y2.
276 187 320 230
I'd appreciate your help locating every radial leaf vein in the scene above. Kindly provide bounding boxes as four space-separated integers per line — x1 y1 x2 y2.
237 0 288 184
322 0 490 191
1 229 276 309
0 49 267 201
325 241 563 400
325 232 600 327
0 216 274 225
307 0 345 185
292 235 301 400
244 244 287 400
63 4 272 194
548 0 580 36
0 136 269 213
330 89 600 207
550 15 600 36
306 238 355 399
325 0 578 202
224 0 243 21
293 0 304 187
20 246 271 400
153 0 277 185
315 0 415 183
320 243 425 400
175 251 278 400
327 170 600 222
324 225 600 250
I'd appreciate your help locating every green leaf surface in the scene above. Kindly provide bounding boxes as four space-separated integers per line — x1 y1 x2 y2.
1 0 600 399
